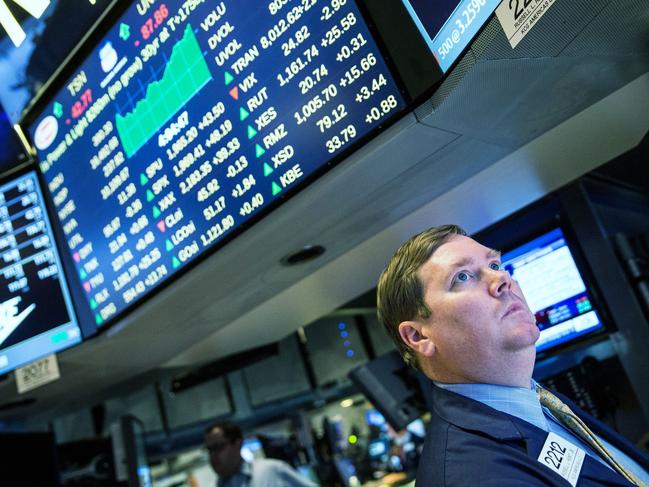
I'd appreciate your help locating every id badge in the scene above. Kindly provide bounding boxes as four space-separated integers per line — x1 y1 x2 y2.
537 432 585 486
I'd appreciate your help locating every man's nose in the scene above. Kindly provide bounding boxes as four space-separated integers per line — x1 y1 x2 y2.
488 267 511 296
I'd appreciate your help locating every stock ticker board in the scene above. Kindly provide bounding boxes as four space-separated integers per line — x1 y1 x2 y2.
0 172 80 375
27 0 406 326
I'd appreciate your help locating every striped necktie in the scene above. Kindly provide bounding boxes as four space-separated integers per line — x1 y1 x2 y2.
537 385 647 487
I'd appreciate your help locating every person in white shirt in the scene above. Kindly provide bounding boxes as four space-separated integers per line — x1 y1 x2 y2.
204 421 317 487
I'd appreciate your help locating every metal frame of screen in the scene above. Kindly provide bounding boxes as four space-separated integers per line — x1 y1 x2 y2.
19 0 411 331
0 167 81 376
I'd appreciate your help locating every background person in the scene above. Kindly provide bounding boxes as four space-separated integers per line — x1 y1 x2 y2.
204 421 317 487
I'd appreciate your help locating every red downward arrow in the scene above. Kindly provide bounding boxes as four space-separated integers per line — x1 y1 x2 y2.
157 221 166 232
229 86 239 100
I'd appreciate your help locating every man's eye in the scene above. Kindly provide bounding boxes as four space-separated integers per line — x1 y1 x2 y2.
456 272 470 282
489 262 501 271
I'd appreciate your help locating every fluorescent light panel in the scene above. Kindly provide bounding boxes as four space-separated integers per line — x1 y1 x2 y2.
0 0 50 47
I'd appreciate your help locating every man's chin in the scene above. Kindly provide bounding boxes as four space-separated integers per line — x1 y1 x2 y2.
508 322 541 349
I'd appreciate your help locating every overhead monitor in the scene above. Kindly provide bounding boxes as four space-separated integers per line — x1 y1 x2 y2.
0 170 80 376
501 227 605 353
401 0 502 72
24 0 407 328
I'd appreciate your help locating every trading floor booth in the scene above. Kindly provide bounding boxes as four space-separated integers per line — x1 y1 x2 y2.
0 0 646 485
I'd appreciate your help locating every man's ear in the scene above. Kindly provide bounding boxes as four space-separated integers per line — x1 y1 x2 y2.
398 321 435 357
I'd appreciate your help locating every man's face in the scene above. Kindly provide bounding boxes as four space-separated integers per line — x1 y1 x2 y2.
415 234 539 384
204 428 242 479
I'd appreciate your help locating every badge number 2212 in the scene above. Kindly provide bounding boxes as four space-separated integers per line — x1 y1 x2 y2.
543 440 566 469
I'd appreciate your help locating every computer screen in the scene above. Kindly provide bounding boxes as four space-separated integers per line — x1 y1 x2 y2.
241 437 265 463
401 0 502 72
367 438 389 458
0 170 81 375
501 227 604 353
365 409 386 428
25 0 406 328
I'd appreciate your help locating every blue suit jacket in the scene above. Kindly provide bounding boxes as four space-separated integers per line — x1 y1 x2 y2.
415 384 649 486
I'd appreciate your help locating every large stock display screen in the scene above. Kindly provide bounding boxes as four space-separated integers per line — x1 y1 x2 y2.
27 0 406 326
0 171 80 375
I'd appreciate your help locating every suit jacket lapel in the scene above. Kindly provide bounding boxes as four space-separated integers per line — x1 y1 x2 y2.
514 416 634 486
432 384 639 486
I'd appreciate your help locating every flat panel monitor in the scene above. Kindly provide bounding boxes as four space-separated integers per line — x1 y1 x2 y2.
501 227 604 353
25 0 407 328
401 0 502 72
367 438 389 458
241 436 265 463
0 170 80 375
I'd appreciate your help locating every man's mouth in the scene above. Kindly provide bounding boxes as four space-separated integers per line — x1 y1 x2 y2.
503 301 525 318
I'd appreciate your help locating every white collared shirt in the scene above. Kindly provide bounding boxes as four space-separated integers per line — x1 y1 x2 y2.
217 459 317 487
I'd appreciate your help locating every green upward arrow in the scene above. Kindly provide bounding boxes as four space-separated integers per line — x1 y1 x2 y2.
263 163 274 176
224 71 234 85
239 107 250 121
140 173 149 185
272 181 282 195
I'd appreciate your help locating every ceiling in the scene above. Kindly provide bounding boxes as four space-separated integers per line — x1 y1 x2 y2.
0 0 648 423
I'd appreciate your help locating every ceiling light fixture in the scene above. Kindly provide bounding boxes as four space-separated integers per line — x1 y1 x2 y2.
0 0 50 47
280 245 325 266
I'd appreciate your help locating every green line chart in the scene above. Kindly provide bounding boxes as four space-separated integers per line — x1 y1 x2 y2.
116 24 212 158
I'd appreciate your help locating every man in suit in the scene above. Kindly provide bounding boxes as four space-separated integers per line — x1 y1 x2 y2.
376 224 649 486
